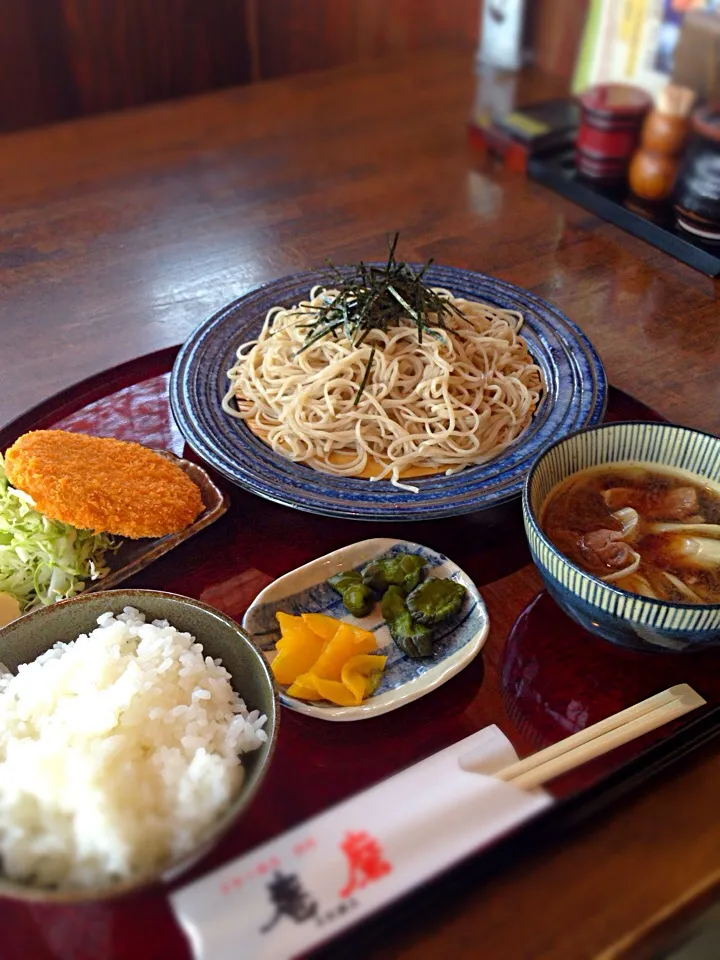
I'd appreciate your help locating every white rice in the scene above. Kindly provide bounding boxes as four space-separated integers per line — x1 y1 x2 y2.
0 607 267 889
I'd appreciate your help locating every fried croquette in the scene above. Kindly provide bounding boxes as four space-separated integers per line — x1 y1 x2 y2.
4 431 205 539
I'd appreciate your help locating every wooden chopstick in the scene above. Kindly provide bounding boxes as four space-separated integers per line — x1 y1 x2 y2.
496 685 692 782
497 684 705 792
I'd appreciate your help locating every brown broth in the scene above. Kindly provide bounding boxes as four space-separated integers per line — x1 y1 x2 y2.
540 464 720 604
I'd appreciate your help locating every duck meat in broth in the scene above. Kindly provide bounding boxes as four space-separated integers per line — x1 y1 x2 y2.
541 464 720 603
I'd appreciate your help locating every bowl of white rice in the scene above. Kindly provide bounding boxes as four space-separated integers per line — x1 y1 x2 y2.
0 589 278 902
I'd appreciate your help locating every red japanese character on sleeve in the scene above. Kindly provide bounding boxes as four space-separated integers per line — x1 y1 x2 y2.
338 831 392 899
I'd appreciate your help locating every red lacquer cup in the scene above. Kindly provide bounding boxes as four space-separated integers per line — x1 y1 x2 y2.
576 83 653 181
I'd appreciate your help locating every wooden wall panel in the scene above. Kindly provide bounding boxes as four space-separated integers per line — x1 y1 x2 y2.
0 0 78 131
527 0 589 80
59 0 252 115
357 0 480 58
0 0 251 132
254 0 480 80
252 0 360 78
0 0 585 133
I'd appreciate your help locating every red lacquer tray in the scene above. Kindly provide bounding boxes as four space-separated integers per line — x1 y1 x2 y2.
1 348 719 960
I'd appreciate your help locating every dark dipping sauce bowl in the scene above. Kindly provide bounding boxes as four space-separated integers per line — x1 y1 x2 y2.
522 422 720 654
675 106 720 242
576 83 653 182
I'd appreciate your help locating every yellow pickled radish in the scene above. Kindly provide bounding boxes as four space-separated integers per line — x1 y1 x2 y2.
310 622 376 681
287 673 323 701
310 675 362 707
300 612 342 642
341 654 387 702
271 616 326 685
275 611 310 641
274 613 304 655
273 610 386 706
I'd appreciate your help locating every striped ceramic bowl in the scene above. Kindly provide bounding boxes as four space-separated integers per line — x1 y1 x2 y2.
523 421 720 653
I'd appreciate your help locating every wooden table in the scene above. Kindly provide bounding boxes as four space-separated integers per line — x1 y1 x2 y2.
1 51 719 960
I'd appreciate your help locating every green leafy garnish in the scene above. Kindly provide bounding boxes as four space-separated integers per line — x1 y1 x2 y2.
296 233 465 404
0 454 116 612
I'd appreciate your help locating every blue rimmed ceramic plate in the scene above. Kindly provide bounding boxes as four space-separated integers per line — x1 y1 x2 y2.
242 538 489 721
170 265 607 520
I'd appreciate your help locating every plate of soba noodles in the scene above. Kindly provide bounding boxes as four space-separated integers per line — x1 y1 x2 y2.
170 238 607 520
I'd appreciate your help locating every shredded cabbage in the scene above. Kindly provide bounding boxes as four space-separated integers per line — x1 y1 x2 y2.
0 453 116 611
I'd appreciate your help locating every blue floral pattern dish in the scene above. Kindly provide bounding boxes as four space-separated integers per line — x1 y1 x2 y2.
242 538 489 721
170 265 607 521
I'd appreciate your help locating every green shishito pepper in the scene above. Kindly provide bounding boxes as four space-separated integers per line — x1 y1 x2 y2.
328 553 466 659
406 578 466 625
327 571 374 618
361 553 426 593
380 585 433 658
379 583 407 622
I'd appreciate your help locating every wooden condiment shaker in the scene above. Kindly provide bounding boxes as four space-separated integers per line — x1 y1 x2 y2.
628 85 696 202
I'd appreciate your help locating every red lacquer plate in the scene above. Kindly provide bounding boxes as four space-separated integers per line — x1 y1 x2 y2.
0 348 718 960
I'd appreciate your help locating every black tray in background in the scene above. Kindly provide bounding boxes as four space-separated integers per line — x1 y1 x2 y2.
528 150 720 278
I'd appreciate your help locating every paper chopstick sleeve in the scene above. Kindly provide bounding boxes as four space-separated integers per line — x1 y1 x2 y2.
170 726 552 960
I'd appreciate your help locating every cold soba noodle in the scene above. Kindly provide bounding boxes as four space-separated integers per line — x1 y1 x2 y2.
222 288 544 492
541 464 720 604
